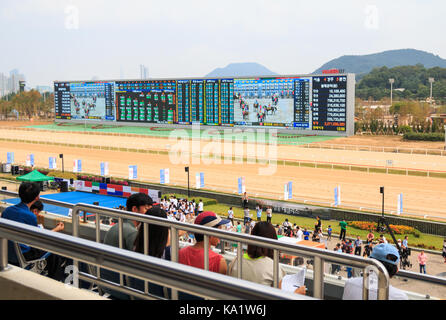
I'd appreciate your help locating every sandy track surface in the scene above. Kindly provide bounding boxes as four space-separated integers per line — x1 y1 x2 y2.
1 128 446 173
2 140 446 220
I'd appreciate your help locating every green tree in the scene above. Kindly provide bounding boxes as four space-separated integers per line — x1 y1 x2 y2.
11 90 42 119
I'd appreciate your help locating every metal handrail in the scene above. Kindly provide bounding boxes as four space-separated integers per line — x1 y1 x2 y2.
3 190 446 299
0 218 305 300
0 191 391 300
69 203 391 300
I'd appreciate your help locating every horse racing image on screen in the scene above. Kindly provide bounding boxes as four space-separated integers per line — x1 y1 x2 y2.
234 78 299 127
68 82 115 121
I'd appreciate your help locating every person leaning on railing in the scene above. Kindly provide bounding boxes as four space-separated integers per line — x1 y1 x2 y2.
228 222 306 295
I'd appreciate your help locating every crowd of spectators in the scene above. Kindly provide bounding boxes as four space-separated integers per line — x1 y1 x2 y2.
0 183 438 301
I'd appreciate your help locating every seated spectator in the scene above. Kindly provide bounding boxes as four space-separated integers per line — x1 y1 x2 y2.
228 222 285 286
228 222 306 295
129 206 171 299
179 212 228 275
343 243 408 300
103 193 152 250
101 193 152 299
178 212 229 300
1 182 67 281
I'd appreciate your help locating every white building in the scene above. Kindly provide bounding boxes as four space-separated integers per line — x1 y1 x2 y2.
0 72 8 97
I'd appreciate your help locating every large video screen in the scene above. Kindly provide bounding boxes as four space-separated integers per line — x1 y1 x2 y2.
55 73 353 134
55 82 115 121
234 77 308 128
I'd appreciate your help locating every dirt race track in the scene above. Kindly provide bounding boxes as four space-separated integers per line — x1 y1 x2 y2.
1 124 446 220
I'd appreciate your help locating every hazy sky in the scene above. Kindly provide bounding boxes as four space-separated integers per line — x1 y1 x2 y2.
0 0 444 87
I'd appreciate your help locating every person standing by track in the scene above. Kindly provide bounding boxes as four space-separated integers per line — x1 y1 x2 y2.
339 219 347 241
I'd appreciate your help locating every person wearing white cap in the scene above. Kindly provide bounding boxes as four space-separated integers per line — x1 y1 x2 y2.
342 243 408 300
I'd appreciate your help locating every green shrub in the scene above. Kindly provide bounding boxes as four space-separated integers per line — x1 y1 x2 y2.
403 132 445 141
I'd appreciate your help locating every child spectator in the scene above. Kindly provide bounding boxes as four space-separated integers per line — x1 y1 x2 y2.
227 207 234 226
354 236 363 256
303 228 310 241
266 207 273 224
326 225 332 241
256 205 262 222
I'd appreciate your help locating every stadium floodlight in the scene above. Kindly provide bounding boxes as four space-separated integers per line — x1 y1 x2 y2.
389 79 395 106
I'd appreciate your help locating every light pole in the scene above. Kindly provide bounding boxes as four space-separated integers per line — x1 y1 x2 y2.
429 77 435 106
377 186 385 233
389 78 395 107
185 167 190 198
59 154 64 173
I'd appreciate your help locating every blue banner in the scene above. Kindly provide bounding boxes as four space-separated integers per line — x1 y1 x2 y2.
334 187 339 207
100 162 105 176
288 182 292 200
30 154 34 167
160 169 165 184
7 152 14 164
77 159 82 173
238 177 242 195
200 172 205 188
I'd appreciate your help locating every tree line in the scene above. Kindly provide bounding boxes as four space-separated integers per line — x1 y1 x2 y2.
0 90 54 120
356 64 446 103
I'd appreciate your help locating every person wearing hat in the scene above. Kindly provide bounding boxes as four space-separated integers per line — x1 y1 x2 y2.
342 243 408 300
178 211 229 275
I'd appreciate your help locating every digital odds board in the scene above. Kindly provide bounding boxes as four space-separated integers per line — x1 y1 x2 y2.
54 74 355 135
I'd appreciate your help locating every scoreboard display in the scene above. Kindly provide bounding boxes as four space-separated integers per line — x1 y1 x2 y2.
115 80 176 124
54 73 354 135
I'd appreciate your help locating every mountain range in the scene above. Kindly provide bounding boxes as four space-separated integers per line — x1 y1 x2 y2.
205 62 277 78
313 49 446 78
205 49 446 78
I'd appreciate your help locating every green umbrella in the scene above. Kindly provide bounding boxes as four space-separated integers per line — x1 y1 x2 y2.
16 170 54 182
